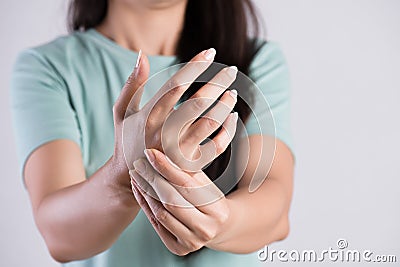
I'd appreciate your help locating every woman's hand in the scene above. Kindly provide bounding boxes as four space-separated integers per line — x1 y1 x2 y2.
130 148 233 256
120 48 239 183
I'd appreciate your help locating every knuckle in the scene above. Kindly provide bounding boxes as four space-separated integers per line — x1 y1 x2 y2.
185 238 203 251
147 170 157 185
191 97 207 110
215 208 230 225
136 195 147 207
178 179 192 196
204 117 220 129
165 79 184 95
163 193 177 206
167 78 179 90
125 73 135 84
148 105 161 117
180 186 191 197
166 85 183 97
174 247 190 256
197 226 216 242
214 140 226 155
149 215 160 228
145 116 156 128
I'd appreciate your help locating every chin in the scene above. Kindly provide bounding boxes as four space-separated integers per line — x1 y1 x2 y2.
118 0 187 9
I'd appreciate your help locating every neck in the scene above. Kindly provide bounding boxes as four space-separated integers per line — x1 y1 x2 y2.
96 1 187 56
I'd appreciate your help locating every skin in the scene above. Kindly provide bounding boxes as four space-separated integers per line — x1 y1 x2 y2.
24 0 294 262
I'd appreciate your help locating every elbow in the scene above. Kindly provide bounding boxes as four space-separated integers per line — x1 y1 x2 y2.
42 232 73 263
275 215 290 242
36 218 75 263
39 224 109 263
36 218 72 263
48 247 71 264
42 230 96 263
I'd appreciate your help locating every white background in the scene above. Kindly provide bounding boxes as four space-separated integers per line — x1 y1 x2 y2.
0 0 399 266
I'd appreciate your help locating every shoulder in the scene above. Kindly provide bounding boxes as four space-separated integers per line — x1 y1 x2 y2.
19 31 92 60
13 30 98 76
249 40 290 92
249 40 289 81
12 30 104 94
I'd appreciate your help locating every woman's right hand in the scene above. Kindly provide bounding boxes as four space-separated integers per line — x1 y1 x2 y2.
114 48 239 186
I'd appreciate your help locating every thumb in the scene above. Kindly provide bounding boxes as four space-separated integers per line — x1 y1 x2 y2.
114 50 150 121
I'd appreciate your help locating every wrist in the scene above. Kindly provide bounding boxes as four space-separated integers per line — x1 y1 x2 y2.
102 156 137 209
109 154 130 184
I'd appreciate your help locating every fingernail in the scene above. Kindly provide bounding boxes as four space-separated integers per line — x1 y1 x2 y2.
144 149 155 163
135 49 142 68
226 66 238 79
204 48 216 61
133 159 145 174
232 112 239 121
229 89 238 99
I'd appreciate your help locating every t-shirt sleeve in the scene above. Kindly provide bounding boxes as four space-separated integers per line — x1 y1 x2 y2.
10 49 81 176
244 42 294 154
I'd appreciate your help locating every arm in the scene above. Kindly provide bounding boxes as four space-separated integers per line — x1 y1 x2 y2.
208 136 294 253
26 141 139 262
23 49 222 262
24 52 151 262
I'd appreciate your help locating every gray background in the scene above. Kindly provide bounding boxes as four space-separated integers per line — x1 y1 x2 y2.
0 0 399 266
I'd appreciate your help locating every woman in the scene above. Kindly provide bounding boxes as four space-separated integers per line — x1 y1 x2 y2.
11 0 294 266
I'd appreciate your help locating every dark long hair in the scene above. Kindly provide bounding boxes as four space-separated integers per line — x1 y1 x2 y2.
68 0 265 193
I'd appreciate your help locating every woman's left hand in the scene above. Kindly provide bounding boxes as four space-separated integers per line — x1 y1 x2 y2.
130 148 231 256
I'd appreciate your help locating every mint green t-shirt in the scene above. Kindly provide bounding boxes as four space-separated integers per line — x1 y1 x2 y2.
11 29 292 267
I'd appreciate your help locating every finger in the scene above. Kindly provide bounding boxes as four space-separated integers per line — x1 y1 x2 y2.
145 48 216 120
131 178 201 254
130 180 185 255
158 67 239 169
187 66 238 105
132 164 214 244
144 149 225 212
200 112 238 157
114 51 150 120
126 51 150 115
131 163 194 208
182 89 237 145
129 169 158 198
179 65 238 123
164 66 238 133
162 110 238 172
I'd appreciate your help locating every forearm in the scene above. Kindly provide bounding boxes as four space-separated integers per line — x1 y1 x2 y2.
207 177 291 253
35 158 139 262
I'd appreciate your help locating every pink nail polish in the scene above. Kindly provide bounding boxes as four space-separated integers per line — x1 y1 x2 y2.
229 89 238 99
204 48 216 61
135 49 142 68
233 112 239 121
226 66 238 78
